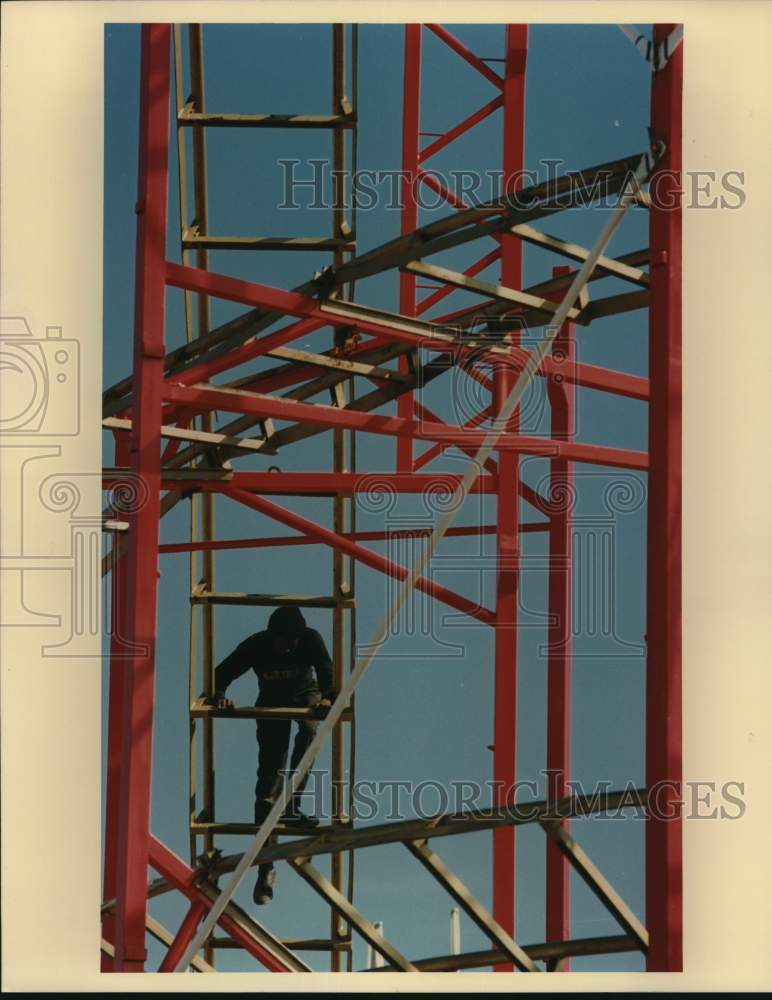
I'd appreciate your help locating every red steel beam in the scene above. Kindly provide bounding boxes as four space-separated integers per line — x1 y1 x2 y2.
114 321 391 426
223 486 496 625
165 261 649 402
545 264 575 959
148 315 327 426
156 523 549 556
413 403 495 472
416 245 501 317
172 315 325 389
165 261 452 350
426 24 505 91
409 329 649 405
554 357 646 401
154 328 649 430
111 23 170 972
411 401 578 534
419 168 509 243
645 23 683 972
101 435 130 971
398 23 422 471
178 330 397 413
188 471 499 493
418 93 504 163
159 409 196 463
432 298 497 324
102 470 500 494
418 168 470 212
157 900 208 972
492 23 527 970
147 836 293 971
163 381 648 469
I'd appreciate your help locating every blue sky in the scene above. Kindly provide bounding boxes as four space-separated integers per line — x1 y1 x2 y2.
103 21 656 973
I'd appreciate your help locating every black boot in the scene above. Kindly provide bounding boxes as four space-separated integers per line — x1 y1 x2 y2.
253 865 276 905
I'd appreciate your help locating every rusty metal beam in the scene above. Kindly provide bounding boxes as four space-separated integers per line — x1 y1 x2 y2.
540 819 649 952
405 839 540 972
286 857 416 971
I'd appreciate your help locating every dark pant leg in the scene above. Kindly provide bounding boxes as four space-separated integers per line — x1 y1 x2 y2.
257 831 278 882
287 688 321 810
254 717 291 822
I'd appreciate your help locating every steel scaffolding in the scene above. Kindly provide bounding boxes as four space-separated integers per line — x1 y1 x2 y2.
101 21 682 973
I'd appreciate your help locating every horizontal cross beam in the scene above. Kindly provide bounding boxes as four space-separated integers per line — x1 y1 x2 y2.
164 380 649 469
365 933 639 972
207 788 647 872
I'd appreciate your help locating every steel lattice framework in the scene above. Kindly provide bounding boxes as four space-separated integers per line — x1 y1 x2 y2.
100 21 682 973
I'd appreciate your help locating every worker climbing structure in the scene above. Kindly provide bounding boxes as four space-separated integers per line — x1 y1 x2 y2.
100 21 683 973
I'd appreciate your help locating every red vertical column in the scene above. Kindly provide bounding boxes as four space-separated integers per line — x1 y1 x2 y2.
646 24 683 972
102 434 130 970
397 24 421 472
492 23 527 972
112 22 171 972
545 265 575 960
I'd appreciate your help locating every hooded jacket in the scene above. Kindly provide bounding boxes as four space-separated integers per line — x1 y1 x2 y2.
213 611 335 703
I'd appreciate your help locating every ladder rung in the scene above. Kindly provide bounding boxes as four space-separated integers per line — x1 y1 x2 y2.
103 416 277 455
178 110 356 129
212 936 352 949
190 592 355 608
190 819 349 835
210 936 351 950
181 234 356 252
190 701 354 722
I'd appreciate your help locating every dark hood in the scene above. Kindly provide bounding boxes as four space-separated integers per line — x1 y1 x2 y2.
267 606 307 639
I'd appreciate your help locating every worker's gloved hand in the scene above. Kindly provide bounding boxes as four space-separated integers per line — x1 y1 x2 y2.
315 697 332 716
201 690 234 710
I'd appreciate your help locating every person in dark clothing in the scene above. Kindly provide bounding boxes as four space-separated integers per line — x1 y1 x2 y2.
206 605 335 904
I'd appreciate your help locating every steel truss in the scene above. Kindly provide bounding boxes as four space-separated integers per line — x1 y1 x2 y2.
101 22 682 973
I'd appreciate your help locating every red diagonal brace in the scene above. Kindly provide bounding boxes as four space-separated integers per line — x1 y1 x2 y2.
426 24 505 90
147 836 293 971
416 244 502 316
157 900 208 972
413 402 496 473
223 486 496 625
165 261 649 402
419 94 504 163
